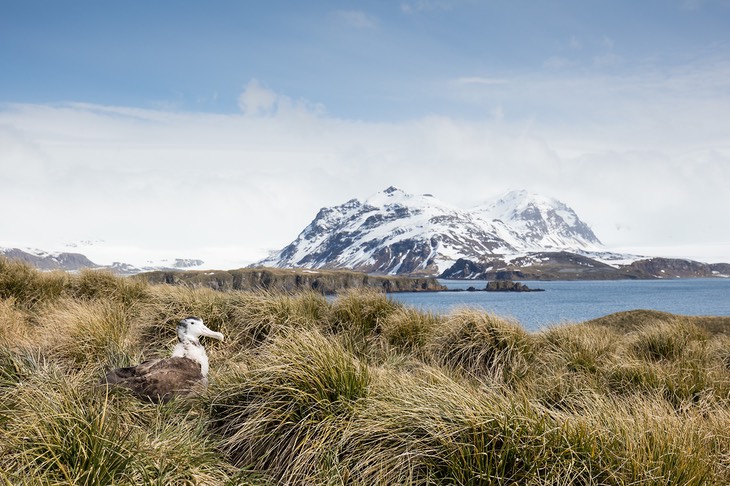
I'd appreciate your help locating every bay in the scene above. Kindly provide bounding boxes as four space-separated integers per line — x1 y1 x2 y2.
388 279 730 331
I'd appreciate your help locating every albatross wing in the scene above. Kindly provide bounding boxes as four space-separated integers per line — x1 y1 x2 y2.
102 357 206 403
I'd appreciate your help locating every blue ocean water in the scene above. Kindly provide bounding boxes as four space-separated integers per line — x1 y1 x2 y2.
388 279 730 331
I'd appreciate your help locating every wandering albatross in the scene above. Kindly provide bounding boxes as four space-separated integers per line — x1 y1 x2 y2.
102 316 224 403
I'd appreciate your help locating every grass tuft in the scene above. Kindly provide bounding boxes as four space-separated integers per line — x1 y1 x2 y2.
0 257 68 310
70 269 150 306
327 288 402 337
630 317 708 362
429 309 535 384
381 306 440 357
0 365 137 484
207 328 369 482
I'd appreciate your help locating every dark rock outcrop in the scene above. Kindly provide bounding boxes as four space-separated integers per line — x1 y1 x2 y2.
439 258 491 279
485 281 543 292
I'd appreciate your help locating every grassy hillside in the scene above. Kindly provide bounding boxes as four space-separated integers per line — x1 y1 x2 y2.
1 257 729 485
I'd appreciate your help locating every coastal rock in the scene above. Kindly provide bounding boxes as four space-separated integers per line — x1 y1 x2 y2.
485 280 542 292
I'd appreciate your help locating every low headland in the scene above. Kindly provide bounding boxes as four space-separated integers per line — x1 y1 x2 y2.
139 266 447 294
2 256 729 484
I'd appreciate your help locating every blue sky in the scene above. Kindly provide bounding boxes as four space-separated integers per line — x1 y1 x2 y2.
1 0 730 265
3 1 728 118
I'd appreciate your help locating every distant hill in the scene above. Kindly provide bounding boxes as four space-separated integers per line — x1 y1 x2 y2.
0 247 202 275
440 253 730 280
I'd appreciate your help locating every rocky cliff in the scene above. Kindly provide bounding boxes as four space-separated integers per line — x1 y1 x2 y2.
137 267 447 294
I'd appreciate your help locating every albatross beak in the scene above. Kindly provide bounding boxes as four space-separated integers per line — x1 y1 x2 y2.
200 324 225 341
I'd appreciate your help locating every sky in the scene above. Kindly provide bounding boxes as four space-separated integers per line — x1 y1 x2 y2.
1 0 729 267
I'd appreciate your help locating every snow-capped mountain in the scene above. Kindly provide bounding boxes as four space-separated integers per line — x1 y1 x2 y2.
258 187 603 275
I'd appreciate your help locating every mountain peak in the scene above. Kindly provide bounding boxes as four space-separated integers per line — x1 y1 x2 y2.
473 190 601 249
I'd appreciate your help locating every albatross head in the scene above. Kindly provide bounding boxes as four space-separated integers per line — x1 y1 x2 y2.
177 316 225 343
172 317 224 376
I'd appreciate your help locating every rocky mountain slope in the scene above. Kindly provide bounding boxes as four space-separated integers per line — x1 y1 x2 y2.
259 187 605 275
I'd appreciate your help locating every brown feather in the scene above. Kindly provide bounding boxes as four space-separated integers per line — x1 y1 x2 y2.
102 357 205 403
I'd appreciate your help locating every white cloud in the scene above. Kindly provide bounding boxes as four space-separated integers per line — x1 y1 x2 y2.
1 60 729 264
237 79 325 119
237 79 279 116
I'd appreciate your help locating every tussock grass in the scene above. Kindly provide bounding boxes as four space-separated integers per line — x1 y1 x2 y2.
537 323 617 374
328 287 402 336
207 328 370 483
430 309 535 384
69 269 151 309
1 257 730 484
629 317 709 362
38 298 136 371
0 367 137 484
142 285 233 346
0 257 68 310
0 297 34 350
225 289 328 347
0 354 241 485
381 307 440 356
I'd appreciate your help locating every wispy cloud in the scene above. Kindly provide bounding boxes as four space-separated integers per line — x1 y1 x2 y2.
593 52 623 67
454 76 508 85
333 10 379 29
543 56 576 70
401 0 457 14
